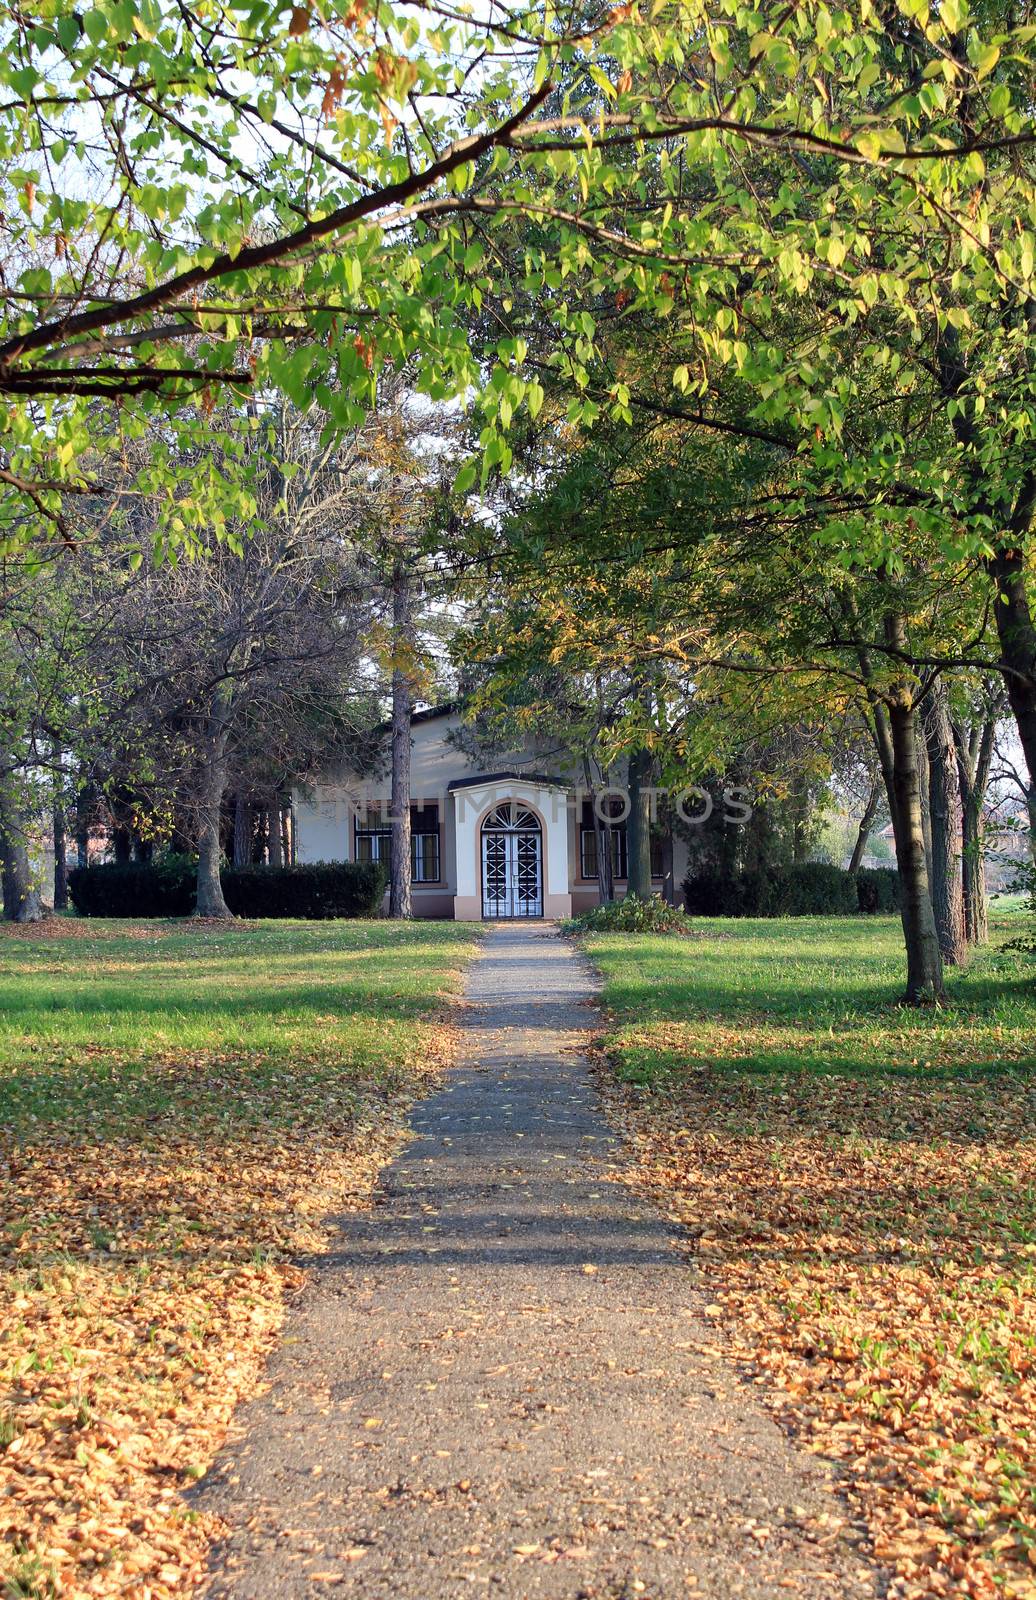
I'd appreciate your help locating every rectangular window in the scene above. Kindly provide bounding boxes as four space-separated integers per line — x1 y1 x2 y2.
355 806 390 865
411 803 440 882
355 805 439 882
579 799 664 881
579 806 628 881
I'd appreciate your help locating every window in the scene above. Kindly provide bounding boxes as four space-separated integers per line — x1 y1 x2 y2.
579 800 665 881
355 807 391 865
355 804 439 882
579 823 627 881
411 804 440 882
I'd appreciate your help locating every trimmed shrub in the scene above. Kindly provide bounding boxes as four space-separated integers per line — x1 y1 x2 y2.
781 862 860 916
68 859 387 919
682 869 752 917
222 861 386 919
68 855 196 917
854 866 900 914
563 893 692 935
682 862 899 917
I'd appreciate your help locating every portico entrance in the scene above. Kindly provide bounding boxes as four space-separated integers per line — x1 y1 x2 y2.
480 803 543 919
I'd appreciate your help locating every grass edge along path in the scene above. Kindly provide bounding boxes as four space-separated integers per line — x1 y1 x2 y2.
583 914 1036 1600
0 917 480 1600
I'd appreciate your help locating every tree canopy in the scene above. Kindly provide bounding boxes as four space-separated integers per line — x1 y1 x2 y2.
2 0 1033 552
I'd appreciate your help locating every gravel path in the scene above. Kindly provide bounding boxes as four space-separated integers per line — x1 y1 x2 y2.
198 923 882 1599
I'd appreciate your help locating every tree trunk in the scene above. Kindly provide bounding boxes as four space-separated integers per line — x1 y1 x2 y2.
53 799 68 912
389 561 413 920
791 770 809 865
848 780 880 874
992 548 1036 796
250 808 266 864
917 731 933 885
268 803 284 868
865 701 899 838
953 707 996 946
113 826 132 864
232 794 250 866
626 747 653 899
961 797 988 944
75 783 93 867
194 724 233 919
924 684 966 965
0 788 44 923
887 686 944 1003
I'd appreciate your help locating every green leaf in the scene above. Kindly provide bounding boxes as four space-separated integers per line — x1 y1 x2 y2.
453 460 478 495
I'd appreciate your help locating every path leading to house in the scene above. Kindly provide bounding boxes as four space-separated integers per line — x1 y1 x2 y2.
198 924 881 1599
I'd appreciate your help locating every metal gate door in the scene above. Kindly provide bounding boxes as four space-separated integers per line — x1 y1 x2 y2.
480 805 543 918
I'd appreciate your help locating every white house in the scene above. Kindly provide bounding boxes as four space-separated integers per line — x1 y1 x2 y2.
293 703 688 920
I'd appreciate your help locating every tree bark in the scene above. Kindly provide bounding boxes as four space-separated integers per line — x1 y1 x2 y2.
389 561 413 920
0 788 44 922
625 747 653 899
232 794 250 866
991 547 1036 796
75 783 93 867
886 682 944 1003
866 702 899 838
194 721 233 918
917 731 933 885
847 780 880 875
952 707 996 946
53 798 68 912
924 684 966 965
791 770 809 864
935 331 1036 802
268 803 284 868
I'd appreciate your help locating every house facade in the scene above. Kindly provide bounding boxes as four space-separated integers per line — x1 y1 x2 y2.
293 704 690 920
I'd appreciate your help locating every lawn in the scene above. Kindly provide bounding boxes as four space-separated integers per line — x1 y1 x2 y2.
0 917 478 1600
585 914 1036 1600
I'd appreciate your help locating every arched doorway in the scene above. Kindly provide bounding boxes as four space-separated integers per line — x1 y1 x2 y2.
480 803 543 919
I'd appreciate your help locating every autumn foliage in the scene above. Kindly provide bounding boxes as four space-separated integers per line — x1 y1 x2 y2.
0 919 475 1597
592 918 1036 1600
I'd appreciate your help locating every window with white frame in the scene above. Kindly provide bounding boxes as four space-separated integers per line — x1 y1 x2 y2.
579 799 665 880
355 804 439 882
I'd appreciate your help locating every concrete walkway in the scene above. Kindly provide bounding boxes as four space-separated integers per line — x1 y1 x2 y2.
198 924 881 1598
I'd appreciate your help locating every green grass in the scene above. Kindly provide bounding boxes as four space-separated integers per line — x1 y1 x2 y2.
0 917 480 1139
0 917 481 1598
583 913 1036 1593
584 912 1036 1086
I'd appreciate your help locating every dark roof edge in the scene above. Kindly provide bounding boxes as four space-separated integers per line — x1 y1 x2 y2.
374 699 464 736
447 770 570 793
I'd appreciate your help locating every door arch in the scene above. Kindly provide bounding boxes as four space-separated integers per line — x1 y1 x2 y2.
480 803 543 919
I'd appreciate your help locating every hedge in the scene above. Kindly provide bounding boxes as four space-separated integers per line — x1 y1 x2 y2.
68 857 196 918
67 858 388 919
853 866 901 914
682 862 900 917
222 862 386 919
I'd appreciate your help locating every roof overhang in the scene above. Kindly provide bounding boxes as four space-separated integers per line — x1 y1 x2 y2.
447 770 570 793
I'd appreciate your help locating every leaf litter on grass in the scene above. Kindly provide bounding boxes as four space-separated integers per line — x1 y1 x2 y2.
0 917 474 1599
601 1063 1036 1600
